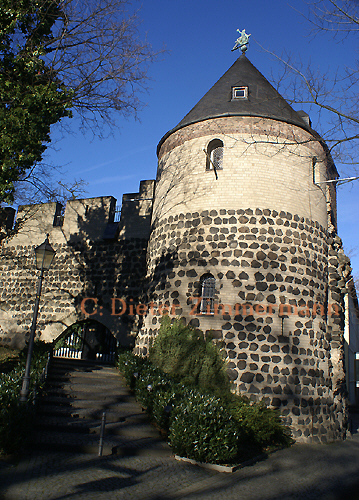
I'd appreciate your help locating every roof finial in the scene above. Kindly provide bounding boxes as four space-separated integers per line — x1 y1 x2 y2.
232 29 251 54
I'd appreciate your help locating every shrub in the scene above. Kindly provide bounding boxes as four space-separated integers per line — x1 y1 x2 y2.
117 350 189 432
117 350 147 388
169 390 239 464
228 397 292 450
151 385 191 432
0 347 20 373
134 363 173 412
0 341 50 455
149 316 230 394
0 402 35 454
0 368 24 408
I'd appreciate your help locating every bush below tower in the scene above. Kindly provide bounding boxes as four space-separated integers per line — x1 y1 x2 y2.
117 320 292 465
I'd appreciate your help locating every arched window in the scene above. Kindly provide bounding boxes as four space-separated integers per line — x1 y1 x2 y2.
206 139 224 171
201 276 216 314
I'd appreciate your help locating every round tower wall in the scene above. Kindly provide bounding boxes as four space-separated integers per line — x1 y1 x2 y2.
154 117 330 229
136 116 345 443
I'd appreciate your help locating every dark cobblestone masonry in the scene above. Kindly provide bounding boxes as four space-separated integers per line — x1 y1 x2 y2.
0 238 148 347
135 207 348 442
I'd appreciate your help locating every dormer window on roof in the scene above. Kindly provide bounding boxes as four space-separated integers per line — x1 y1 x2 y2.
232 86 248 100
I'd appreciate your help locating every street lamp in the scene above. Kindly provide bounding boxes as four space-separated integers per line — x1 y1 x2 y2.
19 234 56 402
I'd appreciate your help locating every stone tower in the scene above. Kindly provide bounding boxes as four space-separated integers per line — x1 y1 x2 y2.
136 53 348 442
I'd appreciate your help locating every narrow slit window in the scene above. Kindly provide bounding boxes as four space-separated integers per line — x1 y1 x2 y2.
232 86 248 99
53 203 65 227
312 156 317 184
201 277 216 314
206 139 224 171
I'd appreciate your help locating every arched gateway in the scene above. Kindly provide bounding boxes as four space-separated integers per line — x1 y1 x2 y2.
53 321 117 363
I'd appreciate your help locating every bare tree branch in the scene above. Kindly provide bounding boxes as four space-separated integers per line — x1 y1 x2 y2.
305 0 359 34
13 163 88 206
37 0 161 134
256 0 359 169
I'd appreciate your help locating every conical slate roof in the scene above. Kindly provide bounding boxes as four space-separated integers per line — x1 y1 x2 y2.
157 54 311 155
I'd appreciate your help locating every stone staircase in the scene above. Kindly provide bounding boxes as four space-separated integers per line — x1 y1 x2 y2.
32 358 171 456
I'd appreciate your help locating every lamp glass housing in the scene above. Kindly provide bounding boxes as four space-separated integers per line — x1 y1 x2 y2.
35 237 55 270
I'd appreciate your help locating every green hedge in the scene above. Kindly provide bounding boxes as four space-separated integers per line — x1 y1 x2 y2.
169 391 239 464
117 349 292 465
117 350 147 389
151 385 191 432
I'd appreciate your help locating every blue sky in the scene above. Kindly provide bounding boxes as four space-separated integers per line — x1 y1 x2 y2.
39 0 359 273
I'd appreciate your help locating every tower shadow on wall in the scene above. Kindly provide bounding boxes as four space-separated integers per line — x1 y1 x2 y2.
64 198 149 348
113 196 153 344
136 249 177 337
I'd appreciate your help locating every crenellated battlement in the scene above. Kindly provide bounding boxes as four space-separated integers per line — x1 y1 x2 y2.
1 179 155 247
0 180 155 350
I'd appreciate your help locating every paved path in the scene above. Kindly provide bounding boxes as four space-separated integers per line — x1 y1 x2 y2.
1 363 359 499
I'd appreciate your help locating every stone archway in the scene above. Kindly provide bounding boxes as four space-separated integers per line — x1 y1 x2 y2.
53 320 118 363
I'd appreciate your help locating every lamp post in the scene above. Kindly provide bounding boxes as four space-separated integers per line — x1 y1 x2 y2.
19 235 56 402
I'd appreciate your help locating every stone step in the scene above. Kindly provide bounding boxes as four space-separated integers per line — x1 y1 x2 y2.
34 412 150 429
36 406 132 422
48 361 115 374
43 382 122 392
39 394 131 405
47 372 120 388
37 396 140 413
34 415 162 437
55 399 137 409
50 369 119 376
46 364 121 374
34 422 92 434
32 429 170 456
32 360 169 456
33 415 111 429
93 421 163 439
44 383 129 393
33 441 170 457
33 442 114 455
48 363 119 373
51 358 114 367
41 391 131 402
